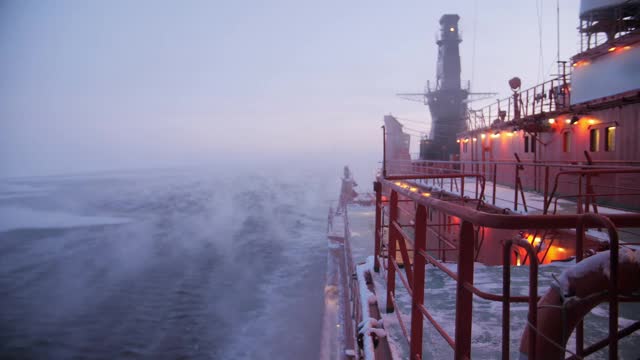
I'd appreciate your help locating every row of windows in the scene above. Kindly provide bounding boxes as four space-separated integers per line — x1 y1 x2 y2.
563 126 616 152
590 127 616 152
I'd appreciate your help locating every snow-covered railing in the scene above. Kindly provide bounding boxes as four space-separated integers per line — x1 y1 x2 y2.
373 178 640 359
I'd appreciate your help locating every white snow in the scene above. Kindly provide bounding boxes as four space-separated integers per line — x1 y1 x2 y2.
356 257 378 360
558 248 640 295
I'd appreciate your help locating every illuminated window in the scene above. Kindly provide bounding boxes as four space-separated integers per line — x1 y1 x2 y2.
589 129 599 152
563 132 571 152
605 127 616 151
524 136 529 153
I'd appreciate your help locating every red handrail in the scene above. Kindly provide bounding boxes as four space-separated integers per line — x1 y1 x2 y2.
373 176 640 359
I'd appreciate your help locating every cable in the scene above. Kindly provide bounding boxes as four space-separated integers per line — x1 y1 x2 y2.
470 0 478 92
536 0 545 83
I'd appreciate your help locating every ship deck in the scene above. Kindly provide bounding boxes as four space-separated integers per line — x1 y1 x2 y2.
346 201 640 359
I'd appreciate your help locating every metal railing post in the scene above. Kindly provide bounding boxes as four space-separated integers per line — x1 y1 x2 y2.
502 241 512 360
374 181 382 272
514 162 520 211
543 166 549 214
410 205 428 359
455 221 475 359
386 190 398 313
493 163 498 205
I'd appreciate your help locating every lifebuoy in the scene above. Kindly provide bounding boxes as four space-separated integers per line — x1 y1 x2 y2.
519 248 640 359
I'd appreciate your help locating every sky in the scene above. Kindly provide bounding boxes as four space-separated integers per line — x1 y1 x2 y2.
0 0 581 177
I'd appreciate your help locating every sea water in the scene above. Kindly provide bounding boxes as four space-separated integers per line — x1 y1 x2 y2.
0 168 335 359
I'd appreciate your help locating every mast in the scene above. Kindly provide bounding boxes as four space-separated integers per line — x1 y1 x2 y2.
421 14 469 160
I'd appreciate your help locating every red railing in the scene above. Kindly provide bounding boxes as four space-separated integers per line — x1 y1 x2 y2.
373 176 640 359
466 76 570 131
384 159 640 217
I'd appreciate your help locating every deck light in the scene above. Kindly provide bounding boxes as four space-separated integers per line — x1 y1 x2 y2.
548 118 555 124
491 131 500 138
456 139 461 143
480 134 486 139
588 119 596 125
624 46 631 50
472 137 477 141
570 115 580 125
565 118 571 124
394 181 402 186
608 46 617 52
449 27 455 32
410 187 418 192
422 192 431 197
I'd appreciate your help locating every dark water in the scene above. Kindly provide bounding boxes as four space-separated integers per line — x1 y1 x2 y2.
0 170 332 359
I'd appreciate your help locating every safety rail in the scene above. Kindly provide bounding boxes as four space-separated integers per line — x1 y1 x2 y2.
384 159 640 217
373 177 640 359
466 76 570 131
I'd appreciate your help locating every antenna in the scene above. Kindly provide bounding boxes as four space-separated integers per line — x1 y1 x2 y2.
556 0 561 78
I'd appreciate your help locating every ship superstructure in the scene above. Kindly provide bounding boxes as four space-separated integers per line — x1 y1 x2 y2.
327 1 640 359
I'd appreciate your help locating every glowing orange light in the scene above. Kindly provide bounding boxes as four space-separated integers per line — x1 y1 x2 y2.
565 119 571 124
548 118 556 124
573 60 590 67
394 181 402 186
507 132 514 137
624 46 631 50
480 134 486 139
463 138 470 143
608 47 617 52
422 192 431 197
409 187 418 192
491 133 500 138
588 119 596 125
557 247 566 253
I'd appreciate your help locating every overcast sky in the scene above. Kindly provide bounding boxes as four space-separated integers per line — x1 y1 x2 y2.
0 0 580 177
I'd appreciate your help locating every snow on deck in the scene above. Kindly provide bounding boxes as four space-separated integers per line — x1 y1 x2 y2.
418 177 634 216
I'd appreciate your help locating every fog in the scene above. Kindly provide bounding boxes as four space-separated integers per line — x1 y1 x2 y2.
1 0 579 177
